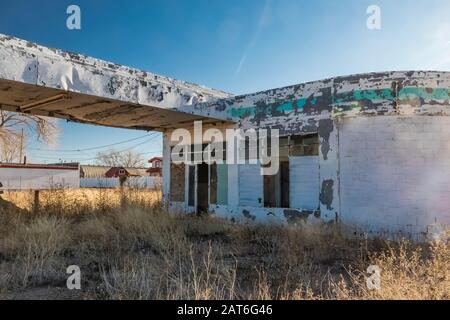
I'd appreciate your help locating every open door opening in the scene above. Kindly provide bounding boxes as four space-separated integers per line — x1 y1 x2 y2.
197 163 209 215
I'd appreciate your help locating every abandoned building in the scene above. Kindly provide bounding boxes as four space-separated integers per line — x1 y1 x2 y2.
1 33 450 237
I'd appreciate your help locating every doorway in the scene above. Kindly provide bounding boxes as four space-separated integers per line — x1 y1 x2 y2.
263 160 289 208
197 163 209 215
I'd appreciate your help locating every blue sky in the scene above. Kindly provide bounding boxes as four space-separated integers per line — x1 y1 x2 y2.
1 0 450 164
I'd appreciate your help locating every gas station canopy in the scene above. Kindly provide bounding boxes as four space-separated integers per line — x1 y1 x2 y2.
0 34 234 131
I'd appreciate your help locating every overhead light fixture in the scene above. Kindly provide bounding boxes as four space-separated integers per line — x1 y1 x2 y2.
20 93 70 112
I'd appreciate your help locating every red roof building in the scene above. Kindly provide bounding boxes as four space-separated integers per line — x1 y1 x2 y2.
104 167 148 178
147 157 162 177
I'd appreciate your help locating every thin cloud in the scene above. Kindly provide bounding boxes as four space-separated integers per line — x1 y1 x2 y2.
235 0 272 75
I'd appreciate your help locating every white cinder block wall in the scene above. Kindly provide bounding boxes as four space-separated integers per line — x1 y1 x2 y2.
339 116 450 234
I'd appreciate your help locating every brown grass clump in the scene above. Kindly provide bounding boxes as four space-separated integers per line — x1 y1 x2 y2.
0 188 449 300
1 215 71 288
333 240 450 300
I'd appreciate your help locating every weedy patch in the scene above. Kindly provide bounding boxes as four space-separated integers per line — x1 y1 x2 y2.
0 188 448 300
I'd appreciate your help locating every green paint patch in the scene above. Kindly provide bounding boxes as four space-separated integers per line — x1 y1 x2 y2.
230 106 257 118
276 101 293 113
334 88 395 104
228 87 450 120
398 87 450 101
228 97 316 119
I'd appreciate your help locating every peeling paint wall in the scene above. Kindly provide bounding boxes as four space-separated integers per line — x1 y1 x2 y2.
166 71 450 235
224 71 450 135
318 119 340 223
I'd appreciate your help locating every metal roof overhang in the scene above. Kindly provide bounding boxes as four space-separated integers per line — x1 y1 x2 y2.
0 34 235 131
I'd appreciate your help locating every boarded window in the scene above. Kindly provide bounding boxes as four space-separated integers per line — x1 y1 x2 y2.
289 156 319 210
239 164 263 207
290 134 319 156
170 162 185 202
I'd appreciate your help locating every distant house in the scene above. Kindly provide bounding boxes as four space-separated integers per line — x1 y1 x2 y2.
147 157 163 177
80 165 111 178
105 167 148 178
79 165 151 188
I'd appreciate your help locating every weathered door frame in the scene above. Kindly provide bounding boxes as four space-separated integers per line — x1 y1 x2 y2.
185 163 211 214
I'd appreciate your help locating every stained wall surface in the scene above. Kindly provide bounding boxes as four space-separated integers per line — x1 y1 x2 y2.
339 116 450 234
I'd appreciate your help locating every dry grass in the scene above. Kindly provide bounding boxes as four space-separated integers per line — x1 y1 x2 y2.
0 188 448 300
2 188 161 214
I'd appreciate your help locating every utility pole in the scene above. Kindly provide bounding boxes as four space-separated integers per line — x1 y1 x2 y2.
19 128 24 164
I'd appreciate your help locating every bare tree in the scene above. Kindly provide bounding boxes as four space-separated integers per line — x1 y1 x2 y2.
96 149 145 167
0 110 60 163
0 133 22 163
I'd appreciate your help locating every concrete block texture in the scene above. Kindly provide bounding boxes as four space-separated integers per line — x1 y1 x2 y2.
339 116 450 234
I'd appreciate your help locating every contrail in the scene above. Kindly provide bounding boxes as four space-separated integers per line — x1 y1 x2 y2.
235 0 272 75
